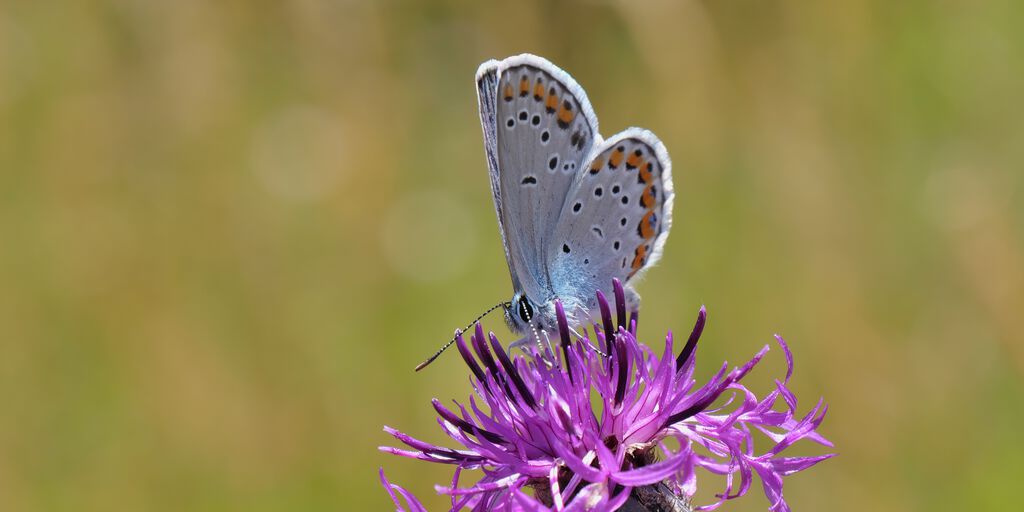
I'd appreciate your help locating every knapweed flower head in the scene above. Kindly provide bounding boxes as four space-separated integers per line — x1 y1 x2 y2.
381 280 833 511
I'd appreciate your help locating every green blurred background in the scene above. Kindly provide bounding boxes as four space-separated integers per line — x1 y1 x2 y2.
2 0 1022 510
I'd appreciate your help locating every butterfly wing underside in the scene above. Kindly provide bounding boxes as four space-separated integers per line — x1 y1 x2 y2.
476 55 600 302
547 129 674 316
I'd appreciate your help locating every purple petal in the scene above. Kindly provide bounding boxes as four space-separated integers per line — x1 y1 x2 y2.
594 439 620 477
675 305 706 371
750 461 788 512
611 450 689 486
437 473 526 495
562 483 611 512
774 335 794 384
512 489 555 511
548 465 565 510
775 379 798 412
596 290 615 356
613 278 627 328
614 336 630 406
379 468 429 512
554 444 605 482
455 332 485 383
731 344 770 382
472 323 500 377
488 332 538 410
770 454 837 476
432 399 504 444
382 426 485 464
555 301 574 381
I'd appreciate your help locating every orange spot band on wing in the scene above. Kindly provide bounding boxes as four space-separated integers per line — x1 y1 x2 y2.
626 152 644 169
639 162 653 184
545 90 559 113
631 244 649 271
503 84 514 101
533 82 544 101
609 148 624 168
590 158 604 174
557 104 575 127
519 76 529 96
639 211 656 239
641 185 656 208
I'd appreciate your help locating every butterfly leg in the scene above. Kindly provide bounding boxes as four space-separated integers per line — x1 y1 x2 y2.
566 324 609 357
509 336 550 363
509 336 533 351
509 330 556 368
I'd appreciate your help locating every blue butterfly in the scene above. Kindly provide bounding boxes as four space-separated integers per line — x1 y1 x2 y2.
417 55 674 370
476 55 674 346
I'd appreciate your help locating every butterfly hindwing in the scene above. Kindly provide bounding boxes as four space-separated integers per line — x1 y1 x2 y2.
476 55 600 301
547 128 674 315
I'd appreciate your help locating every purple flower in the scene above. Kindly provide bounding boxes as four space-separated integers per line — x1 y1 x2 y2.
380 279 834 511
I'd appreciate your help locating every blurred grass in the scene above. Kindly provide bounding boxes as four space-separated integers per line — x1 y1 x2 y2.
1 0 1022 510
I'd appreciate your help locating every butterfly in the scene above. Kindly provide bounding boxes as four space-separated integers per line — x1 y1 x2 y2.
476 54 674 346
416 55 674 370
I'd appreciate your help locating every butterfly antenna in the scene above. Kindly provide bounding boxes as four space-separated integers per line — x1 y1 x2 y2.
414 301 512 372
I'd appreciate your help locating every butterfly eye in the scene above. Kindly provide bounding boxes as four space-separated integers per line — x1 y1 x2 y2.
518 297 534 323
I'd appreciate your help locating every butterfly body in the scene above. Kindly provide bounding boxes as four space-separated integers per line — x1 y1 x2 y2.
476 55 674 343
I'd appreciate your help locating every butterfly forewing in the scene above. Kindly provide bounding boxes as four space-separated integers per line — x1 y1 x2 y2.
476 55 600 302
547 128 674 314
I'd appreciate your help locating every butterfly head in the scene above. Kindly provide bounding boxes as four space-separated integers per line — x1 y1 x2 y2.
505 292 549 335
